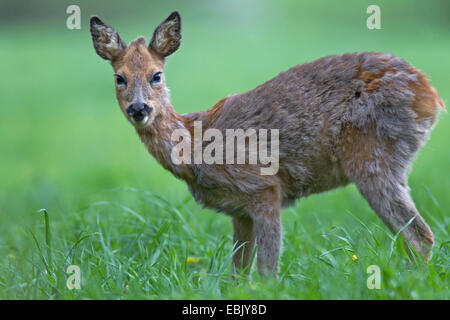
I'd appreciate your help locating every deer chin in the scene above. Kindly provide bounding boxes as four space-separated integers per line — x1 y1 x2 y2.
130 115 150 128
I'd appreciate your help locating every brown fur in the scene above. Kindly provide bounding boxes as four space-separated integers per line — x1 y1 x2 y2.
408 67 445 120
338 124 393 176
357 63 398 92
355 56 445 121
205 98 228 125
90 13 444 277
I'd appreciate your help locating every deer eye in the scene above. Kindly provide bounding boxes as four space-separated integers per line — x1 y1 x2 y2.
150 72 162 84
115 74 126 87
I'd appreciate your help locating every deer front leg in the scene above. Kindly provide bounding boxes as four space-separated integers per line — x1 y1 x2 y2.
249 198 282 277
232 215 255 275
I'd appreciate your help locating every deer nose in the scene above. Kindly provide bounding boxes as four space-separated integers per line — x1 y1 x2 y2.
126 103 152 122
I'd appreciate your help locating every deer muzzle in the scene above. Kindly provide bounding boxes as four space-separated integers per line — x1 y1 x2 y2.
126 103 153 124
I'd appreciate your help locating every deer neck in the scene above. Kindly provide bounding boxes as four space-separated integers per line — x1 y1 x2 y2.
134 97 227 184
135 104 195 182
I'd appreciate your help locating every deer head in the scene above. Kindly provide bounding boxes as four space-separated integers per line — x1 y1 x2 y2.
90 12 182 128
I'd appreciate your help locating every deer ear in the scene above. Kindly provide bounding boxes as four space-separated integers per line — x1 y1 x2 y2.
90 16 126 61
149 11 182 57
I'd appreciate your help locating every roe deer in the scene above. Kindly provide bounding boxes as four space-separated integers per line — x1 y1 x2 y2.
90 11 444 276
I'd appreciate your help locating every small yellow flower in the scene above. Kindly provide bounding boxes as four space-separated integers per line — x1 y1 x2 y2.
352 254 358 262
187 256 200 264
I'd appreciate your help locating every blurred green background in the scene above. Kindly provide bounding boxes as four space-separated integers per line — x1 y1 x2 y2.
0 0 448 299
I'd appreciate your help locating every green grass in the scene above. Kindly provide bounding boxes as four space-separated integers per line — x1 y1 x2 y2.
0 0 449 299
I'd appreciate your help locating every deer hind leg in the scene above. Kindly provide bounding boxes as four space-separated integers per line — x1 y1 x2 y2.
232 215 256 275
355 176 434 262
340 125 434 262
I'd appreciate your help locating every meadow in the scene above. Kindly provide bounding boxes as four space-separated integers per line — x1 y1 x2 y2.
0 0 448 299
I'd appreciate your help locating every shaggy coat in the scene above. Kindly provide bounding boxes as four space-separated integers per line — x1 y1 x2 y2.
90 12 444 276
